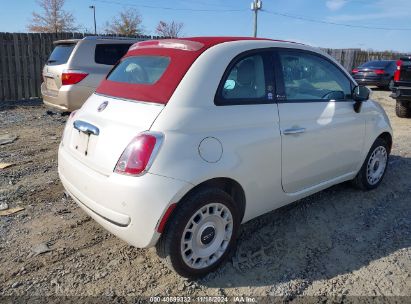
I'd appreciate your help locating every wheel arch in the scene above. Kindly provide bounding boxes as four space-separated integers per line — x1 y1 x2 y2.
377 131 392 154
180 177 246 221
159 177 247 234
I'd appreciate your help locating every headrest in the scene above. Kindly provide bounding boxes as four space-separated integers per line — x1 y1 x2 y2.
237 59 255 86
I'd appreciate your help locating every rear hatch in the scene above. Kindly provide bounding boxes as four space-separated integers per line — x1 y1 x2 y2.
353 68 380 78
62 93 164 176
43 40 78 95
61 39 206 176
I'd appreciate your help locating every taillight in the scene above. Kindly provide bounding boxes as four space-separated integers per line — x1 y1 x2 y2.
374 69 385 75
61 70 88 85
352 68 359 74
394 60 403 81
114 133 163 176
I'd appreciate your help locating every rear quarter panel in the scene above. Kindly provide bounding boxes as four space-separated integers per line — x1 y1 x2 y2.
355 99 392 172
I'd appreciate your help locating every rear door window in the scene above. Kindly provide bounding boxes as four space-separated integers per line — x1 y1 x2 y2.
47 43 76 66
95 44 132 65
215 52 272 105
107 56 170 84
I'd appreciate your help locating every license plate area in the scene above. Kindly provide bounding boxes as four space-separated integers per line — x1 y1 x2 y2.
45 77 58 91
71 130 91 156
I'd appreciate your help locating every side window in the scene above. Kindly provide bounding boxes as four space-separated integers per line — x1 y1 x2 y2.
216 53 268 105
95 44 132 65
278 51 352 101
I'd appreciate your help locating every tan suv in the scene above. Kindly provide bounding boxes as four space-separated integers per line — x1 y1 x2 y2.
41 36 140 112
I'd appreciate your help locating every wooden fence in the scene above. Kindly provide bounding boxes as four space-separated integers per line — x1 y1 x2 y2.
321 48 410 72
0 32 410 101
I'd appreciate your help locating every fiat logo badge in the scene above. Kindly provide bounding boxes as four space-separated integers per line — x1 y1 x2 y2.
97 101 108 112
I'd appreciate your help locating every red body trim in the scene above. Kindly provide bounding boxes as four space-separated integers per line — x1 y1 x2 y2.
157 203 177 233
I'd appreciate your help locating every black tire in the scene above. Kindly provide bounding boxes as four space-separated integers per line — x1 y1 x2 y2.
352 138 389 190
156 187 240 278
396 100 411 118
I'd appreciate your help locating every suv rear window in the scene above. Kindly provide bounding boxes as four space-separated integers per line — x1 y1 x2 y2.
95 44 131 65
401 58 411 66
107 56 170 84
47 43 76 65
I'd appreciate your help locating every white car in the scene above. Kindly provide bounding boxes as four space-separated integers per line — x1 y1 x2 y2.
58 37 393 278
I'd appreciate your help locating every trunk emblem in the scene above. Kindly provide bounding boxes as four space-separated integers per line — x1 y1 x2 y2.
97 101 108 112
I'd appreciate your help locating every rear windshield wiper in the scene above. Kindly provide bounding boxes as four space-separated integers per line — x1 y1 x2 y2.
47 60 57 64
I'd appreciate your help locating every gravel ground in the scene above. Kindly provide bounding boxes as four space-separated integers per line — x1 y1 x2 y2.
0 90 410 301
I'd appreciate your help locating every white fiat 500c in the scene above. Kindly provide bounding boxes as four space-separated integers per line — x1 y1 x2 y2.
58 37 393 278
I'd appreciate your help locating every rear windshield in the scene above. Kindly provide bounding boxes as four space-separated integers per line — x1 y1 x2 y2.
96 42 206 104
402 58 411 66
107 56 170 84
360 61 392 69
47 43 76 65
95 44 131 65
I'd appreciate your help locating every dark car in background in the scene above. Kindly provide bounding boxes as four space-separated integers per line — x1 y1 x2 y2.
351 60 396 90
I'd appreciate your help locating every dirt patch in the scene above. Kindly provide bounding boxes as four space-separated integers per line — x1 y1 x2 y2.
0 91 410 299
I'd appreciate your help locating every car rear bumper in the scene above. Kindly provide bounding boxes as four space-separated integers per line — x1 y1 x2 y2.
391 87 411 101
41 82 94 112
58 144 191 248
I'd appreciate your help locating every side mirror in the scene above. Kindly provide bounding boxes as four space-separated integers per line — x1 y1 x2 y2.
352 85 370 113
352 85 370 102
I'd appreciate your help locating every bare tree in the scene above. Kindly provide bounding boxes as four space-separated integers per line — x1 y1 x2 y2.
105 9 144 36
27 0 78 33
156 20 184 38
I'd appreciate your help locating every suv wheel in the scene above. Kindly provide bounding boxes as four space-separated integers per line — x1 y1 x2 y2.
396 100 411 118
352 138 389 190
156 187 240 278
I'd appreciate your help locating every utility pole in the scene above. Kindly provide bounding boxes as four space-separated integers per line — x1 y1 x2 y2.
251 0 262 37
89 5 97 35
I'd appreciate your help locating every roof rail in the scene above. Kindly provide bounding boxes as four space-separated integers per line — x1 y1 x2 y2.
83 36 149 41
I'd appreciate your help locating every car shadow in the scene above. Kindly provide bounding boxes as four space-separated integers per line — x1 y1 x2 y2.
0 98 43 112
199 154 411 290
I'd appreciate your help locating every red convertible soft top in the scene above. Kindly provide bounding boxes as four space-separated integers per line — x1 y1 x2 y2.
96 37 298 104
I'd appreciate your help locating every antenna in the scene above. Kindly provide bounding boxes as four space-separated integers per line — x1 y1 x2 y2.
251 0 262 37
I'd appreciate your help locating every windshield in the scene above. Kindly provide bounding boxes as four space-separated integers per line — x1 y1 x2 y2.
107 56 170 84
47 43 76 65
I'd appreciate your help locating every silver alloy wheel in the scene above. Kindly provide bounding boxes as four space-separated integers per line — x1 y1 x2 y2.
181 203 233 269
366 145 387 185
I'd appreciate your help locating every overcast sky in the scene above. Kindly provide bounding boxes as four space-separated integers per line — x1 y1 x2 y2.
1 0 410 52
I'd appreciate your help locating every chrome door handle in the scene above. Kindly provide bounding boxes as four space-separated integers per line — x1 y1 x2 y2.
283 127 306 135
73 120 100 136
